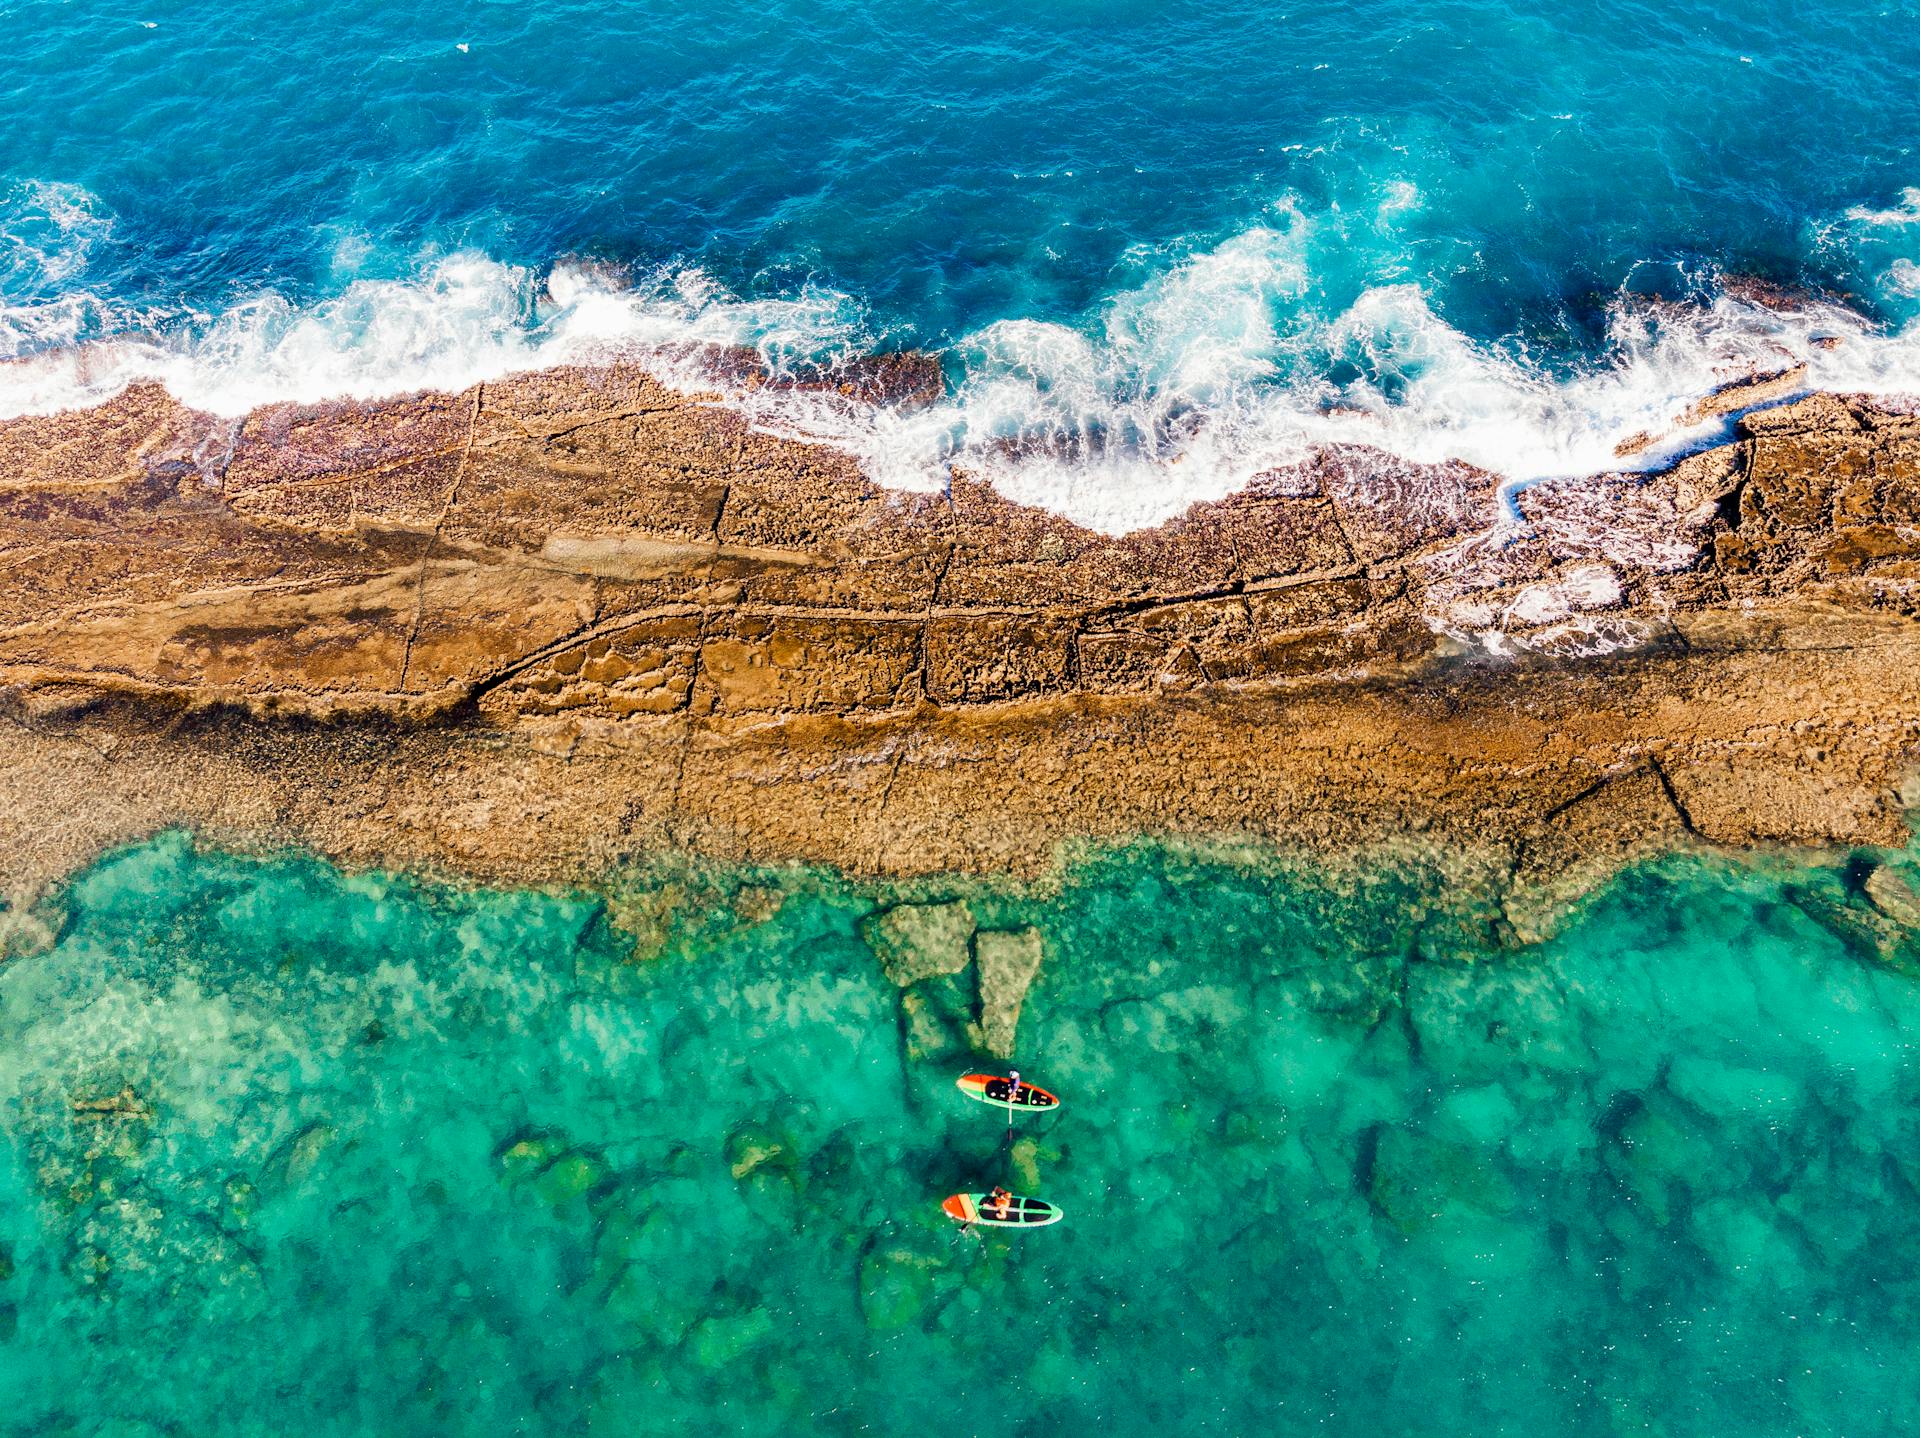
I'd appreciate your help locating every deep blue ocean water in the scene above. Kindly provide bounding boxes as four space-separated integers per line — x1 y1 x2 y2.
5 0 1920 524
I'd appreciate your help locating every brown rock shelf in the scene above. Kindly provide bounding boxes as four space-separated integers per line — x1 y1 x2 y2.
1 363 1917 935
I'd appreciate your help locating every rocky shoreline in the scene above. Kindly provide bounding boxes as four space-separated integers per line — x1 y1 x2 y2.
1 363 1918 944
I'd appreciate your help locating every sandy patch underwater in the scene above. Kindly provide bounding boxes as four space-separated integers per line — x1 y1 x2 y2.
1 834 1918 1435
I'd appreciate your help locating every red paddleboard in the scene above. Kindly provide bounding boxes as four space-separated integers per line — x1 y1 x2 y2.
955 1073 1060 1112
943 1191 1064 1227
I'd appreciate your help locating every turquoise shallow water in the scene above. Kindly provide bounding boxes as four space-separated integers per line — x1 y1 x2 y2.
2 834 1919 1434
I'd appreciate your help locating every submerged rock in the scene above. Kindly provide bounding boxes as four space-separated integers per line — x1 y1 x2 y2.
1863 862 1920 928
900 986 965 1062
262 1122 335 1192
972 926 1045 1059
220 1176 257 1230
858 1244 937 1331
1605 1095 1726 1226
1366 1127 1517 1233
725 1123 798 1185
856 1227 961 1332
494 1129 611 1209
1784 876 1919 975
860 901 975 987
686 1302 775 1369
495 1130 574 1185
532 1150 611 1208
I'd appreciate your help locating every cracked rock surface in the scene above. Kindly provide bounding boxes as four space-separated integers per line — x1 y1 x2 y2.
0 366 1917 930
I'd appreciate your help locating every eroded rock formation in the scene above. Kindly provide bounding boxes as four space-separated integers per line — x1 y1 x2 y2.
0 365 1916 938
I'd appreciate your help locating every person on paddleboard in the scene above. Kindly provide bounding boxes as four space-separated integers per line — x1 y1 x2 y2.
987 1186 1013 1221
1006 1070 1022 1104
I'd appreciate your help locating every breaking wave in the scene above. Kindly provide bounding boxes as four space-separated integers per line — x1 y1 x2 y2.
4 181 1920 535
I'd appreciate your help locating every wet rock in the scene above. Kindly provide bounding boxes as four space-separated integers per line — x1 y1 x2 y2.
972 926 1045 1059
0 363 1917 928
860 901 975 986
811 350 947 410
1679 363 1808 426
1863 863 1920 928
1506 767 1695 946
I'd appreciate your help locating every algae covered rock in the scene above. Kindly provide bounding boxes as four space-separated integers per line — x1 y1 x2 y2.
220 1175 258 1230
494 1128 610 1208
857 1227 960 1331
900 986 966 1062
1863 862 1920 929
1366 1127 1516 1233
262 1121 335 1193
533 1149 611 1208
973 926 1045 1059
495 1129 573 1185
725 1122 798 1184
1009 1133 1061 1192
687 1304 775 1369
860 900 975 986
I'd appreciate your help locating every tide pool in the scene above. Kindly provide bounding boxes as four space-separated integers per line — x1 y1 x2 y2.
1 834 1917 1434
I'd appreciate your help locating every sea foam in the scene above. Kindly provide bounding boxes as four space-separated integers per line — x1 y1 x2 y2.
4 183 1919 538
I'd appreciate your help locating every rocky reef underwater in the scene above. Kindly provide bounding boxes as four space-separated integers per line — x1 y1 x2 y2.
1 833 1919 1436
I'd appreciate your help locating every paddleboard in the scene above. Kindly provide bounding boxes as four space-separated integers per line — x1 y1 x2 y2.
943 1192 1064 1227
956 1073 1060 1112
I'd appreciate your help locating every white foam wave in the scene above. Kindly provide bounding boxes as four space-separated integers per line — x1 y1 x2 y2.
755 252 1920 533
0 248 875 421
1843 187 1920 229
3 183 1920 543
0 179 111 291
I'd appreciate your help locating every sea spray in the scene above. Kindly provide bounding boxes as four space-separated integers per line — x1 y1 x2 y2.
5 191 1919 534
